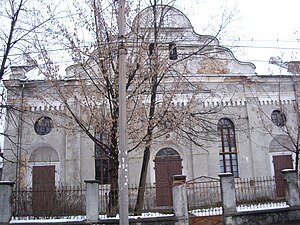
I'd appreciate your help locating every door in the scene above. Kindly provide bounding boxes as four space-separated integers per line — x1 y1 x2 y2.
32 166 56 216
273 155 293 197
154 148 182 206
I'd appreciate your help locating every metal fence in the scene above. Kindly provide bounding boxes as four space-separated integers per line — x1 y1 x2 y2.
13 176 283 217
13 185 86 217
187 176 221 210
235 176 282 205
98 184 157 214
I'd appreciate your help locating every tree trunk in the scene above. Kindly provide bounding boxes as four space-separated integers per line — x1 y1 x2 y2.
134 147 150 215
107 156 119 217
295 148 299 173
134 76 157 215
134 0 161 215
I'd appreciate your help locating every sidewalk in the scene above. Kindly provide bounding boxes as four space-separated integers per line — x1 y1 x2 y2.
9 216 177 225
272 221 300 225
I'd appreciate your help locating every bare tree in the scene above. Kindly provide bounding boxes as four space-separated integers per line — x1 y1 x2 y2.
131 0 237 214
265 58 300 172
247 72 300 172
0 0 62 80
18 0 238 216
0 0 64 183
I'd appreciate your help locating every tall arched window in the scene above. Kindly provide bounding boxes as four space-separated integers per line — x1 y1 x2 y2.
95 131 110 184
218 118 239 177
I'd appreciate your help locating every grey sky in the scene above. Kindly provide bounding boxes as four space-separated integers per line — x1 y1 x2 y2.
176 0 300 75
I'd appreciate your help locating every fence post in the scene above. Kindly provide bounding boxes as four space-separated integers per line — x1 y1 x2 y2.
282 169 300 206
219 173 236 217
172 175 189 225
85 180 100 222
0 181 14 224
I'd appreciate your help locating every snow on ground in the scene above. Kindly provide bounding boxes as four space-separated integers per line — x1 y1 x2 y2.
10 216 86 223
189 202 289 216
10 212 174 223
10 202 289 223
237 202 289 212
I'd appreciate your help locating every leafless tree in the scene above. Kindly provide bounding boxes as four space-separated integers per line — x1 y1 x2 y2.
247 73 300 173
0 0 62 80
19 0 237 216
0 0 64 183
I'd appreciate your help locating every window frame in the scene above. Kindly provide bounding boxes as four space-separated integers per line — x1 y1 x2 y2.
271 110 287 127
95 131 111 184
218 118 239 177
169 42 178 60
34 116 53 135
148 43 156 56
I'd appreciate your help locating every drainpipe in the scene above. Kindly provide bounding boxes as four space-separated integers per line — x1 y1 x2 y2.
292 77 300 172
188 115 194 179
242 83 255 177
15 83 25 192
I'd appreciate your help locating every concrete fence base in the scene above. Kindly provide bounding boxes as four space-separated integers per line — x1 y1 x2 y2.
85 180 100 223
224 206 300 225
0 181 14 224
220 170 300 225
172 175 189 225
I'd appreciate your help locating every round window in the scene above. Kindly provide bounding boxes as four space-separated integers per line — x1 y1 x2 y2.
34 117 53 135
271 110 287 127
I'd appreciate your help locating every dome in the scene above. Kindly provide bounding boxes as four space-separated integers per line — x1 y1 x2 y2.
132 5 193 30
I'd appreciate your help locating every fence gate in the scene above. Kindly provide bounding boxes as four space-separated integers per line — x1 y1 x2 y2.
32 165 56 216
272 155 293 197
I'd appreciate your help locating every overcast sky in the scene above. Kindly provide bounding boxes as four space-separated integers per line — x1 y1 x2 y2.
8 0 299 76
175 0 300 75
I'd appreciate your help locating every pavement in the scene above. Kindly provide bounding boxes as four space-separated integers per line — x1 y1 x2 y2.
272 221 300 225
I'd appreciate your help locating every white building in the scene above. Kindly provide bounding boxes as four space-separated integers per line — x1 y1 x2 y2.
2 5 299 206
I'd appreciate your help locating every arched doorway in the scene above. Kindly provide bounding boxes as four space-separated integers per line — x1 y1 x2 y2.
154 148 182 206
29 146 59 216
29 146 59 188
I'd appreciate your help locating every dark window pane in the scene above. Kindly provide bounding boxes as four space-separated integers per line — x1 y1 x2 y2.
271 110 287 127
34 117 53 135
218 118 239 177
95 131 110 184
156 148 180 158
169 43 178 60
149 43 155 56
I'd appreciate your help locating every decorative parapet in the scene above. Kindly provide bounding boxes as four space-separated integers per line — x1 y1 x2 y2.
24 104 65 112
258 99 295 106
142 97 295 109
202 100 246 108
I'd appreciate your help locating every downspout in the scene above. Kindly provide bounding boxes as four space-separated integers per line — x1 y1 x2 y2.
15 83 25 192
292 76 300 172
242 82 255 177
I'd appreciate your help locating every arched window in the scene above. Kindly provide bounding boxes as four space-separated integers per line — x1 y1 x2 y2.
218 118 239 177
95 131 110 184
155 148 180 159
